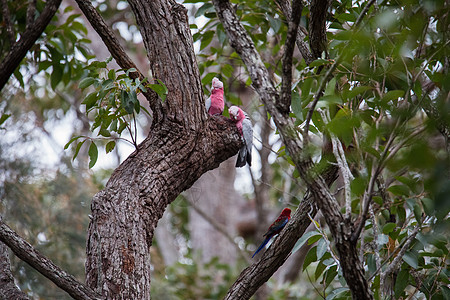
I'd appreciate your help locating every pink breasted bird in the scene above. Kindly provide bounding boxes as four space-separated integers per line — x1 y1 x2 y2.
205 77 224 116
252 208 291 258
229 106 253 167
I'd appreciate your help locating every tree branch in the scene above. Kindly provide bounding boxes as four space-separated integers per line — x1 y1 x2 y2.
0 239 29 300
319 109 354 219
380 224 421 286
225 191 318 299
278 0 303 115
0 220 102 300
309 0 330 59
0 0 15 45
74 0 162 123
214 1 373 298
25 0 37 31
0 0 62 91
275 0 314 65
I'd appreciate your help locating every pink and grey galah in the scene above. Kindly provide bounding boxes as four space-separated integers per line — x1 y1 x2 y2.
229 106 253 167
205 77 224 116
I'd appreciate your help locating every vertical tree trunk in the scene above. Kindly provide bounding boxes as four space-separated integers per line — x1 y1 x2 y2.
84 1 243 298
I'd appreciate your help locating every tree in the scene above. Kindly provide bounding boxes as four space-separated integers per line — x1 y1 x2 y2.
0 0 449 299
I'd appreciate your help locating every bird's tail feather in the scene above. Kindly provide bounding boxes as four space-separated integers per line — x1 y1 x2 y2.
252 236 271 258
235 146 247 167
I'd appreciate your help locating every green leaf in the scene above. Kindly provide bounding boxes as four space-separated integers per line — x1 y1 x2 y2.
108 69 116 80
291 90 303 121
267 15 282 33
147 79 168 102
315 260 326 280
348 86 372 99
98 128 111 137
309 59 331 68
134 98 141 114
121 90 134 114
382 223 396 234
82 92 98 110
324 78 336 96
72 139 86 161
79 77 96 89
222 64 234 78
421 198 434 216
303 246 317 271
326 287 349 300
200 30 215 50
403 251 419 269
64 135 83 150
51 64 63 90
394 269 409 299
387 184 410 196
308 234 322 245
324 265 338 288
195 3 214 17
292 231 321 254
0 113 11 126
381 90 404 103
105 141 116 153
351 176 366 196
88 142 98 169
316 238 327 260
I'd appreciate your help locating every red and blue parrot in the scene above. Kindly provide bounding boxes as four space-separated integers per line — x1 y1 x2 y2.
252 208 291 258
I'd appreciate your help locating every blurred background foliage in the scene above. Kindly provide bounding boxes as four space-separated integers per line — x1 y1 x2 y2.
0 0 449 299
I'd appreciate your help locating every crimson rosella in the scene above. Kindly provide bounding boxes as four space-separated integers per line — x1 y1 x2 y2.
252 208 291 258
205 77 224 115
229 106 253 167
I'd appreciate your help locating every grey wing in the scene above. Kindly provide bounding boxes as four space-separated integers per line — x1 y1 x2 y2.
205 97 211 112
242 116 253 165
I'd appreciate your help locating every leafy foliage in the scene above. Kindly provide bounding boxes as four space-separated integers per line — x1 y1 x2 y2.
65 61 167 168
190 0 450 298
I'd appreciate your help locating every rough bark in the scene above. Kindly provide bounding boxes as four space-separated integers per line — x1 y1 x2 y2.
213 0 373 299
0 220 100 300
78 1 244 298
0 0 62 91
278 0 303 115
309 0 330 59
85 117 241 298
0 241 29 300
276 0 314 65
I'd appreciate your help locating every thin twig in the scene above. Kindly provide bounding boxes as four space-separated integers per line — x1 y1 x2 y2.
0 0 15 45
307 213 341 269
319 109 354 219
303 0 377 143
369 205 382 290
276 0 314 65
279 0 303 114
303 60 339 143
380 224 421 286
352 118 401 242
26 0 37 31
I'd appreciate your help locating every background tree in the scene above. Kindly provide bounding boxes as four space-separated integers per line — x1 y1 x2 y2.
0 0 449 300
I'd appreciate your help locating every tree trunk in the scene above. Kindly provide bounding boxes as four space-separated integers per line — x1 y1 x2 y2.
84 1 242 298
